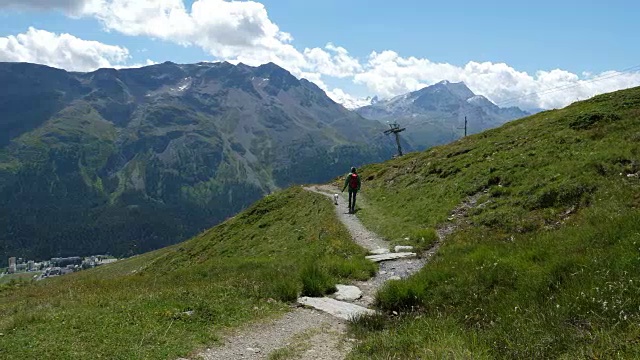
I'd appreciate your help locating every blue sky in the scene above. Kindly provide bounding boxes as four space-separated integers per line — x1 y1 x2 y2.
0 0 639 109
258 0 639 74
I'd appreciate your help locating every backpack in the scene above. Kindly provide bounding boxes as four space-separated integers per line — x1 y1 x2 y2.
349 173 359 190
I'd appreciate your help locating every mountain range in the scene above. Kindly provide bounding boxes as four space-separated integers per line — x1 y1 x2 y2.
356 81 531 150
0 61 400 265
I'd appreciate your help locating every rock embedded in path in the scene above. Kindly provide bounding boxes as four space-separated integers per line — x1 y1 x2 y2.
365 252 417 263
369 248 390 255
298 297 376 321
394 245 414 252
334 285 363 301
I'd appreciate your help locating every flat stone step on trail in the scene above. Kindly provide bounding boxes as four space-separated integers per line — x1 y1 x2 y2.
394 245 414 252
298 297 376 321
369 248 390 255
365 252 417 263
333 285 363 301
368 246 414 256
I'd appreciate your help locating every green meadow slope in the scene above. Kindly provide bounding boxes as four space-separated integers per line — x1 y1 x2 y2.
346 87 640 358
0 188 375 359
1 86 639 359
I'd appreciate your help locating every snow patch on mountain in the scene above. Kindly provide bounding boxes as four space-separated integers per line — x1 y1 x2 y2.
329 92 380 109
466 95 495 107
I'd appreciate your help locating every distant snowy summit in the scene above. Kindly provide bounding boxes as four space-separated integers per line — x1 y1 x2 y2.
354 80 531 121
350 80 533 151
334 94 380 110
333 81 540 116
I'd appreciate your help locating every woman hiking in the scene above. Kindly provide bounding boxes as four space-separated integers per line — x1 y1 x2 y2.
341 167 361 214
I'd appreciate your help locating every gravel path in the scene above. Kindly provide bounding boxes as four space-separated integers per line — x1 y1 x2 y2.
306 185 428 307
305 185 388 251
186 185 479 360
190 308 351 360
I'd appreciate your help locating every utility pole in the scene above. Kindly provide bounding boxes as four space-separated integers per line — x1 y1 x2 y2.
384 122 406 158
464 116 467 137
457 116 468 137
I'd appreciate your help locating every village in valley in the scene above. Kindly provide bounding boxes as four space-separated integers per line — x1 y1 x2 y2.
1 255 119 282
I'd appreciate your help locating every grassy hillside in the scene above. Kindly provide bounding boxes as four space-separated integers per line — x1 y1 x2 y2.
3 86 639 359
0 187 376 359
346 87 640 358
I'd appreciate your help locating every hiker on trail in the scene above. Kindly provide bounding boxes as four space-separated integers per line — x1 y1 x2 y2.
342 167 361 214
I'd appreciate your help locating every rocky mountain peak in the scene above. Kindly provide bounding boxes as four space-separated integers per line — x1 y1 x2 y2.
355 80 530 150
427 80 476 101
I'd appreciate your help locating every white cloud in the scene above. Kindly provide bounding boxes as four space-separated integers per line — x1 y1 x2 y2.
0 27 130 71
303 43 362 78
0 0 89 12
81 0 307 72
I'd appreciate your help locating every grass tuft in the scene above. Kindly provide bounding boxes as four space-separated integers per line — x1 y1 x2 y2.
300 262 336 297
349 312 389 335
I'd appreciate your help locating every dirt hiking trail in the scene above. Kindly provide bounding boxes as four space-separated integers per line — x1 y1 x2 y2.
183 184 477 360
